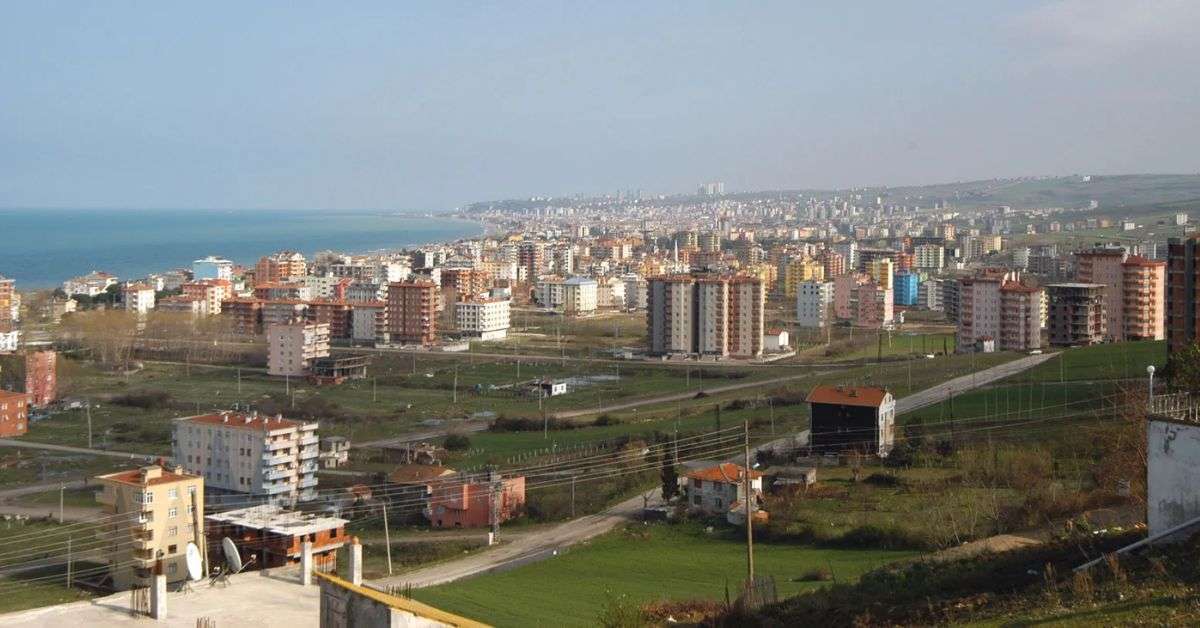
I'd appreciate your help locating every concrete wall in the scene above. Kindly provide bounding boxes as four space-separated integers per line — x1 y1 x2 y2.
1148 419 1200 536
316 572 486 628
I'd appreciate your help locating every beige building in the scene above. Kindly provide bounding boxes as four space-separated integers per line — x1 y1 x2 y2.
267 321 330 377
1075 247 1166 341
172 411 319 504
95 465 205 590
957 272 1043 352
455 297 510 340
122 283 156 315
646 274 764 358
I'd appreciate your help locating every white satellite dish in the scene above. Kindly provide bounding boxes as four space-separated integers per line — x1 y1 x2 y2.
185 542 203 581
222 537 243 574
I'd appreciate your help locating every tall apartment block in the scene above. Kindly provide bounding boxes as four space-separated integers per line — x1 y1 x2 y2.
1075 247 1166 341
646 274 764 358
0 274 13 324
517 241 546 284
1167 235 1200 353
94 465 204 590
386 280 438 345
0 350 57 407
796 280 834 328
957 273 1042 352
1045 283 1106 346
172 412 319 504
266 321 330 377
255 251 307 285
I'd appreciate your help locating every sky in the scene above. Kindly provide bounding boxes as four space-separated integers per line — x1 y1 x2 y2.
1 1 1198 211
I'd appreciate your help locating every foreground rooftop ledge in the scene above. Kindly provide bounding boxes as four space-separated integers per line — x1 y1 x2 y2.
315 571 491 628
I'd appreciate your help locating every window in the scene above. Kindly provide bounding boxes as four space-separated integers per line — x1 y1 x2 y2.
167 563 177 575
136 491 154 504
167 507 178 519
168 488 179 500
168 544 178 554
692 495 702 506
167 526 178 537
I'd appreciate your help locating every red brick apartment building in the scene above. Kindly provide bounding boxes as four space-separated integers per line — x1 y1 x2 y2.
0 390 31 437
1167 235 1200 353
387 280 438 345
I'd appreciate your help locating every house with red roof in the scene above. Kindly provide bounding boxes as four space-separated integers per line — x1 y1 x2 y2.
682 462 767 526
806 385 896 457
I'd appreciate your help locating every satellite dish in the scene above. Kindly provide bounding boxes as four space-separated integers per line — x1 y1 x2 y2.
185 543 203 581
222 537 243 574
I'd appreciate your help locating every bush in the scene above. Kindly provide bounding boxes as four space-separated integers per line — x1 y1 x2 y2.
443 434 471 451
863 473 902 487
795 567 834 582
111 390 173 410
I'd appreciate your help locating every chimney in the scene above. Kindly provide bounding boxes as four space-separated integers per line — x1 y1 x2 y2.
222 415 229 423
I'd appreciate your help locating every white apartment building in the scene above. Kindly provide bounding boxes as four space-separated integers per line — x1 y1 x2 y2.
623 275 648 310
796 281 834 328
455 297 511 340
122 283 156 314
351 302 387 345
172 411 319 504
913 244 945 270
536 277 598 315
192 256 234 281
64 271 118 297
266 321 330 377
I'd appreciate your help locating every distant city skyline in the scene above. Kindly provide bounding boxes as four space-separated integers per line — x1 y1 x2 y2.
2 1 1198 210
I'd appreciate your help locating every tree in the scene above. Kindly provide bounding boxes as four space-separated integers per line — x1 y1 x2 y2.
659 448 678 500
1166 342 1200 394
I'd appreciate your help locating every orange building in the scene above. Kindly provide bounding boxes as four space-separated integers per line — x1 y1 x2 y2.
254 251 307 285
427 474 525 529
1075 248 1165 341
0 390 31 437
205 504 348 570
181 279 233 315
387 281 438 345
0 275 13 324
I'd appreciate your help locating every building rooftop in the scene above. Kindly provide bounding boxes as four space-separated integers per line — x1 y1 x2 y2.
97 465 199 487
684 462 763 483
388 464 458 484
806 385 890 408
205 504 347 537
179 412 311 431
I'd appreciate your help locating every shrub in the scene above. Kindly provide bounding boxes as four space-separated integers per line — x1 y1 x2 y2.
111 390 172 410
795 567 834 582
443 434 471 451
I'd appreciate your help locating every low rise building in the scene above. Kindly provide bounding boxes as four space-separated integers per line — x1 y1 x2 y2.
0 390 30 437
427 472 525 528
122 283 156 314
455 296 511 340
94 465 204 590
682 463 766 526
205 504 348 570
806 386 895 457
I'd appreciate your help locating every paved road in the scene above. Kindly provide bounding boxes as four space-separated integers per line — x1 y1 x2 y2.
368 353 1055 590
551 369 838 420
0 439 157 462
893 353 1056 415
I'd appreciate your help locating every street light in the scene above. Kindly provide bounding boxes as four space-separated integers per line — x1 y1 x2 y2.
1147 365 1156 404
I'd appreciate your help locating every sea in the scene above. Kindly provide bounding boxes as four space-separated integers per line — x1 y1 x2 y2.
0 208 483 289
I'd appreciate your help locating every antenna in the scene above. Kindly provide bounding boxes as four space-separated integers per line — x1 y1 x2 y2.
185 542 203 581
222 537 243 574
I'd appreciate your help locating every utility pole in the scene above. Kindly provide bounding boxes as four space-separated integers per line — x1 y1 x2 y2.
86 405 93 449
66 537 72 588
571 473 577 519
372 377 377 403
452 365 458 404
237 368 242 395
743 421 755 584
285 373 290 395
381 501 393 576
489 469 502 543
192 488 207 577
59 484 64 523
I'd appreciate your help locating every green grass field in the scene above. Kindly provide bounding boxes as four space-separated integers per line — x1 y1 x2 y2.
412 523 916 628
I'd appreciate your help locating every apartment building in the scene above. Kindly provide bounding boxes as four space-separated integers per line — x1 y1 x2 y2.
917 278 944 311
192 256 234 281
816 249 846 279
266 321 330 377
255 251 307 285
0 275 13 324
866 258 894 291
386 280 438 345
0 390 30 437
833 273 871 321
645 274 764 358
351 302 388 346
94 465 204 590
1045 283 1106 346
122 283 156 314
779 257 825 298
957 273 1042 352
536 277 598 315
158 295 208 318
455 297 511 340
894 271 919 306
796 280 834 328
913 244 945 271
0 350 56 407
1167 235 1200 354
855 282 894 329
172 411 319 504
517 241 546 284
1075 247 1166 341
63 271 118 297
182 278 233 315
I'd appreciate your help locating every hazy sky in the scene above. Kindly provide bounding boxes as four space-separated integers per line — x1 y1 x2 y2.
1 1 1198 210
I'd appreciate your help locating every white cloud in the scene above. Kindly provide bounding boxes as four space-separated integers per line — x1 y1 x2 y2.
1013 0 1200 65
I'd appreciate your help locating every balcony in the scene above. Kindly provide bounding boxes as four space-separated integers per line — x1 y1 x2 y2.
264 439 295 452
132 548 157 565
299 462 319 474
299 447 319 460
263 452 292 466
298 476 318 489
298 434 319 447
264 467 293 481
132 529 155 550
262 482 294 495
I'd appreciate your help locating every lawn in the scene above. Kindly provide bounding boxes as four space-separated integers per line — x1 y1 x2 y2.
411 522 916 628
1017 340 1166 383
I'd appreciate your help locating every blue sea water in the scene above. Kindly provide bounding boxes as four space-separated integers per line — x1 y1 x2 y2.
0 208 482 288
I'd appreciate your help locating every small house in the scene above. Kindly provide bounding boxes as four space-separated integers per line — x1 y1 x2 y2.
682 463 767 526
764 329 790 352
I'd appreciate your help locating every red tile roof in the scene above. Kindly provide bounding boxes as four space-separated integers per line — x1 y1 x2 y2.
805 385 890 408
98 466 199 486
685 463 762 483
